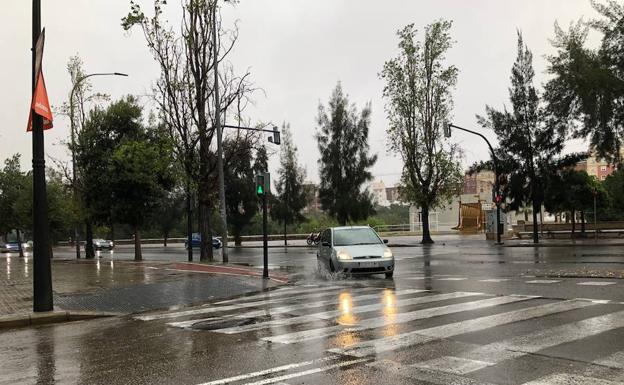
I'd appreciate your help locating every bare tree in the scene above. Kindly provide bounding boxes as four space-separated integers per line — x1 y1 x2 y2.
123 0 255 261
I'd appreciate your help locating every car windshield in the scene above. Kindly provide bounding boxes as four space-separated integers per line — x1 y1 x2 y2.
333 228 381 246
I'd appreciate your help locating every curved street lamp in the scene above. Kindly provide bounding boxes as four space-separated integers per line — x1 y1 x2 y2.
69 72 128 259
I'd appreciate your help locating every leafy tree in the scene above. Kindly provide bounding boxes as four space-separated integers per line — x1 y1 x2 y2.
380 21 463 244
601 168 624 220
544 170 607 236
253 144 268 174
477 32 582 243
77 96 174 260
152 189 185 247
271 123 308 246
0 154 29 257
224 138 257 245
545 2 624 164
316 82 377 225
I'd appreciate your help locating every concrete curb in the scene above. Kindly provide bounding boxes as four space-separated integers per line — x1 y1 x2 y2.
0 310 119 330
504 242 624 248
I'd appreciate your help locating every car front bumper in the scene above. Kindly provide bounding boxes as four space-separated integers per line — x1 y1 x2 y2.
334 258 394 274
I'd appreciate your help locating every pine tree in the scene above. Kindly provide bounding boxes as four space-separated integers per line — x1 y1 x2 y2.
478 32 578 243
316 83 377 225
271 123 308 245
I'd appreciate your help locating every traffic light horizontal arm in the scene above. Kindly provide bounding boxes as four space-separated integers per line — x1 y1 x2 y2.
222 124 279 134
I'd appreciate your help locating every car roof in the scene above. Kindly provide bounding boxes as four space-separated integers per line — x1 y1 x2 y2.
331 226 372 231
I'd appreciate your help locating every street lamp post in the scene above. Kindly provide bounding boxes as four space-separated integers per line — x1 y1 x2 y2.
69 72 127 259
445 123 503 245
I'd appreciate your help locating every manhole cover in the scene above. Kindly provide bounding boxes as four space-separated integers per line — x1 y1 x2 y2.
191 315 271 331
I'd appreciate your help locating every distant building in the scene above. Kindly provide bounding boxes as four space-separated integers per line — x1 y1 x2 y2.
370 180 389 207
302 183 322 213
463 170 495 195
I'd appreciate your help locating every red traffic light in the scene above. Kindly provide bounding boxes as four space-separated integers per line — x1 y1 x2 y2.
494 194 503 204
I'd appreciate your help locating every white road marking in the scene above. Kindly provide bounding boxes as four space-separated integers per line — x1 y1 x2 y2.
331 299 595 357
196 355 339 385
577 281 617 286
412 356 492 375
417 308 624 375
436 277 467 281
214 286 334 305
213 291 482 334
240 358 370 385
136 286 348 321
594 351 624 369
264 294 528 344
367 359 499 385
168 288 428 329
526 280 560 284
575 298 612 304
521 373 623 385
479 279 510 283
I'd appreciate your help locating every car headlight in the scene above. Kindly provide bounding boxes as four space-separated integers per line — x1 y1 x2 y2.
337 251 352 260
384 249 393 259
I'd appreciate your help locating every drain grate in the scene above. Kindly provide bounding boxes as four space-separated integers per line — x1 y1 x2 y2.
191 315 271 331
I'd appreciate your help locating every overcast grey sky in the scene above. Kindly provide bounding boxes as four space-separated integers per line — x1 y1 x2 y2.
1 0 598 186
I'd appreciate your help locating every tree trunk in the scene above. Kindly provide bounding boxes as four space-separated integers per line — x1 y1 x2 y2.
421 205 434 244
134 225 142 261
284 220 287 247
234 231 242 246
524 209 528 222
110 223 115 244
163 230 168 247
580 210 586 236
199 197 213 262
186 179 193 262
16 229 24 258
85 220 95 259
532 200 539 244
571 209 576 238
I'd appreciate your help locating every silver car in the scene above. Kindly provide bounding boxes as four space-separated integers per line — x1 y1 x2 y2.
317 226 395 278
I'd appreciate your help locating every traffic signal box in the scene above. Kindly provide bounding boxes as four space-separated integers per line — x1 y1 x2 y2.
255 172 270 196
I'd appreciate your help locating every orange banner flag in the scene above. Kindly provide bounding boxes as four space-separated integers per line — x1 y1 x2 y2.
27 70 53 132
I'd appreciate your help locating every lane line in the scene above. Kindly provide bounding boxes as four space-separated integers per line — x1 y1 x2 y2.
331 299 595 357
594 351 624 369
168 289 428 329
520 373 623 385
577 281 617 286
264 294 527 344
136 286 348 321
241 358 370 385
479 279 510 283
196 355 340 385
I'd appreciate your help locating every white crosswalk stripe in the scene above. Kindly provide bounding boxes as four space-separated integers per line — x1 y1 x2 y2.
168 288 429 329
330 299 596 357
135 285 349 321
160 284 624 385
263 294 529 344
414 309 624 375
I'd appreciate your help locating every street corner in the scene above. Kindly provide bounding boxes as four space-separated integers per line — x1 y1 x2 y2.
0 310 117 330
167 262 290 284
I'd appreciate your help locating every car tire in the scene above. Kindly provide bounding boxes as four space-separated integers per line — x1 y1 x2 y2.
385 271 394 279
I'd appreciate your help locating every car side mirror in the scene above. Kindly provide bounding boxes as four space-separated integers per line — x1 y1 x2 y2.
383 239 389 244
322 241 330 247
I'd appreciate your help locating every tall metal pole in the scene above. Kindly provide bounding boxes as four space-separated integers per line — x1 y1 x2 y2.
448 124 503 244
594 190 598 242
32 0 53 312
212 1 228 263
262 192 268 279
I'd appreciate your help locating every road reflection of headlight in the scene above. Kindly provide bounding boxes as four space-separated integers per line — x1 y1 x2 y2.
382 289 398 336
338 291 356 326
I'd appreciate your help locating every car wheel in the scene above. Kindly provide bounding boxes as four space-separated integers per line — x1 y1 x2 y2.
385 271 394 279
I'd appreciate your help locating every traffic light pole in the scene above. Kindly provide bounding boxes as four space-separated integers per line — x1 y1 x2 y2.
262 192 268 279
447 123 503 245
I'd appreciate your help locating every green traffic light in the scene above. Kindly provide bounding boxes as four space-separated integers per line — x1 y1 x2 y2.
257 185 264 195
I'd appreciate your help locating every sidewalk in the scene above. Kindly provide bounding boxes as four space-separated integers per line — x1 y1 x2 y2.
0 255 287 329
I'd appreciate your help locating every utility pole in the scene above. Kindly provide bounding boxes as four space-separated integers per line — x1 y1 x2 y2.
69 72 127 259
445 123 503 244
32 0 53 312
212 1 228 263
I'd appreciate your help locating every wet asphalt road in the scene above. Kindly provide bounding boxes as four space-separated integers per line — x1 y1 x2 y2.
3 236 624 384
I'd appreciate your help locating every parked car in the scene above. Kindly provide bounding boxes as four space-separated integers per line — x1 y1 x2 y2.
0 242 20 253
317 226 394 278
184 233 222 249
93 239 114 250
